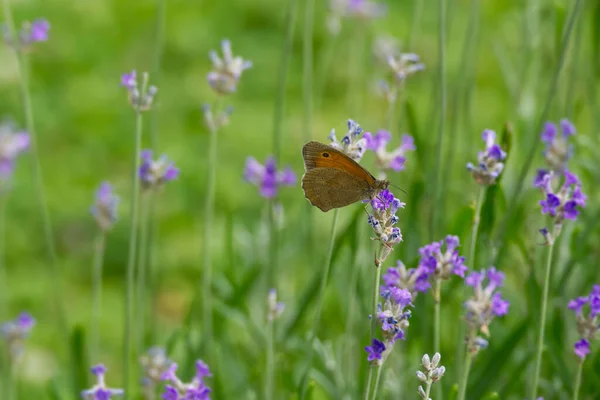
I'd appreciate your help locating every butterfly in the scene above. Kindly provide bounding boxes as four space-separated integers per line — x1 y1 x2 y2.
301 141 389 212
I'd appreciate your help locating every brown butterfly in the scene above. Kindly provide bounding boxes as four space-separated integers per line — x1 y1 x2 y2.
301 141 389 212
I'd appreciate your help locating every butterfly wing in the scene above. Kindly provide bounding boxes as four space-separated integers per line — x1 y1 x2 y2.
301 168 371 212
302 141 376 185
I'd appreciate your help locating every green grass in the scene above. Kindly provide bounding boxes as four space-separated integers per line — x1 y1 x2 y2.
1 0 600 398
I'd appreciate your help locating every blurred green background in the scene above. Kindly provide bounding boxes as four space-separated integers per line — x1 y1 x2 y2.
1 0 599 398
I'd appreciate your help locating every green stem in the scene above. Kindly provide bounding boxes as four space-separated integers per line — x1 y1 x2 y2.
344 240 363 392
272 0 298 165
573 359 583 400
136 192 152 355
370 365 383 400
4 0 68 341
468 187 485 266
299 209 339 399
530 241 555 400
407 0 424 50
457 349 473 400
202 98 220 357
123 110 143 397
434 279 442 400
150 0 166 150
302 0 314 143
349 25 366 116
267 200 278 290
369 258 382 339
424 380 432 400
430 0 447 240
0 196 7 322
265 320 274 400
91 232 106 362
385 93 397 133
314 33 339 111
363 368 373 400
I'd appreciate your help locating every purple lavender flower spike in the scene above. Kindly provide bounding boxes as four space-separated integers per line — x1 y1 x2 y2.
541 118 576 171
90 181 119 232
365 130 416 173
139 150 179 190
491 293 510 316
160 359 212 400
560 118 576 136
541 122 557 143
28 19 50 42
367 189 404 261
244 156 295 199
328 119 367 161
568 284 600 359
81 364 124 400
207 39 252 95
365 339 386 362
417 235 467 285
467 129 507 185
1 312 35 361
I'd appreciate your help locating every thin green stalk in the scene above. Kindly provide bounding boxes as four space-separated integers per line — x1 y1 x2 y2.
424 380 432 400
493 0 583 264
573 360 583 400
385 94 397 133
298 209 339 399
344 238 363 393
349 25 366 116
3 0 68 340
363 367 373 400
468 187 485 266
430 0 447 240
123 110 144 397
0 196 7 321
136 192 153 355
267 199 278 299
434 279 442 400
370 365 383 400
150 0 166 150
314 33 339 111
91 231 106 362
272 0 298 165
369 259 382 339
457 348 473 400
530 241 555 400
202 97 222 358
265 320 274 400
407 0 424 51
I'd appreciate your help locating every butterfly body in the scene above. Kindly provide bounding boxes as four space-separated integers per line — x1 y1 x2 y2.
301 141 389 212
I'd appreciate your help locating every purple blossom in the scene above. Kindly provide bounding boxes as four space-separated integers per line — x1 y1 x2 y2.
0 123 30 182
1 312 35 361
90 182 119 232
540 118 575 172
574 338 590 359
367 189 404 261
535 170 586 229
120 70 137 90
207 39 252 95
365 339 386 362
467 129 507 185
81 364 124 400
363 130 416 173
161 359 212 400
568 297 588 316
162 386 180 400
139 150 179 190
244 156 296 199
120 71 158 111
464 267 509 346
417 235 467 285
387 53 425 82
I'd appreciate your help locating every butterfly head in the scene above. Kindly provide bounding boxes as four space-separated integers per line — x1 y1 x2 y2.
374 179 390 192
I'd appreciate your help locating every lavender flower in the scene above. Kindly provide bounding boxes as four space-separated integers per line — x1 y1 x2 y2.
2 18 50 49
202 103 234 133
541 119 575 172
364 130 416 174
0 312 35 361
81 364 124 400
328 119 367 161
535 169 586 244
416 353 445 399
387 53 425 82
120 70 158 112
90 182 119 232
568 284 599 360
380 260 429 300
464 267 510 353
367 189 404 263
139 150 179 190
327 0 386 35
267 288 285 321
141 347 173 399
364 339 386 363
467 129 507 185
160 360 212 400
418 236 467 291
207 39 252 95
244 156 296 199
0 122 29 184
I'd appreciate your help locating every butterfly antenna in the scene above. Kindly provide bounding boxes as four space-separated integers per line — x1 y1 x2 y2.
389 183 408 196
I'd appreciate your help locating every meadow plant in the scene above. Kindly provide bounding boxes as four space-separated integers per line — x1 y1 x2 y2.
466 129 507 186
363 130 415 176
327 119 367 161
416 352 446 400
457 268 509 400
161 360 212 400
81 364 124 400
530 120 586 400
1 18 49 49
138 150 179 191
202 39 251 363
266 289 285 400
